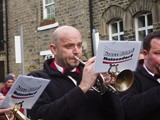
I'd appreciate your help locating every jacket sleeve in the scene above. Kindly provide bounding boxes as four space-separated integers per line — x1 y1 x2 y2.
102 92 124 120
28 71 87 120
120 75 160 120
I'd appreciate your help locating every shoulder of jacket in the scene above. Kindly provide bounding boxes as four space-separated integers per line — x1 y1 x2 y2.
27 70 50 79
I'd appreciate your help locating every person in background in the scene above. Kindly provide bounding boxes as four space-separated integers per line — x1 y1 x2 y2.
9 73 17 81
0 74 14 96
28 25 124 120
120 31 160 120
0 93 15 120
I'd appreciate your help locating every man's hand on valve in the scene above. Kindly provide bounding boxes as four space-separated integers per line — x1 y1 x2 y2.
101 72 115 85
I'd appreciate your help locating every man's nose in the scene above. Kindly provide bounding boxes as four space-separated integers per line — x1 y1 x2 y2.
73 46 79 53
73 46 81 54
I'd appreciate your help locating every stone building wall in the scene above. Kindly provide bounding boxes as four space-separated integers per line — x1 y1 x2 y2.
55 0 91 57
92 0 160 40
1 0 160 77
5 0 41 75
3 0 91 76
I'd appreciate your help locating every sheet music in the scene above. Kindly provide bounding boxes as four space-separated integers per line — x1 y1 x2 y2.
0 75 50 109
94 41 142 73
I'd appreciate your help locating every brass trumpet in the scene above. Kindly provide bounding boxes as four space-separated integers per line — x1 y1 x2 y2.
75 56 134 94
107 64 134 92
13 101 30 120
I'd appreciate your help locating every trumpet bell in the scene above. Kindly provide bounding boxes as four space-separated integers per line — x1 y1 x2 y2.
115 69 134 92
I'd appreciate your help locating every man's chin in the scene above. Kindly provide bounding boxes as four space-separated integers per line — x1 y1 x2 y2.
70 63 79 69
72 64 79 68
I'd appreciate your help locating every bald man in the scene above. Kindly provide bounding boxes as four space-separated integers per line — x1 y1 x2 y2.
28 25 124 120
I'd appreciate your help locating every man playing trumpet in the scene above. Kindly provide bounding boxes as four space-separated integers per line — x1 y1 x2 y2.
28 25 123 120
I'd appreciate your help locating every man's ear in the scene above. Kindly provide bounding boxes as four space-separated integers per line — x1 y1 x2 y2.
50 44 57 55
142 50 148 58
142 50 147 55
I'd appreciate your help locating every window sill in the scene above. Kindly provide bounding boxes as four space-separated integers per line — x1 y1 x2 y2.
37 22 59 31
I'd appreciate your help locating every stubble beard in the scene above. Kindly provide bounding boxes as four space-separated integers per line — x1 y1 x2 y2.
156 64 160 74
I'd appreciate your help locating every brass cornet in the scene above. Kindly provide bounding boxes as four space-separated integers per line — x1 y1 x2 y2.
13 101 30 120
75 56 134 95
107 64 134 92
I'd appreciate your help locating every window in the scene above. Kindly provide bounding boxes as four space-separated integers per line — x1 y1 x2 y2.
109 20 124 41
135 13 153 41
39 0 58 29
43 0 55 19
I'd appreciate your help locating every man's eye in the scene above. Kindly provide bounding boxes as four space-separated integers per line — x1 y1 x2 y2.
154 52 160 55
78 44 82 48
66 45 72 49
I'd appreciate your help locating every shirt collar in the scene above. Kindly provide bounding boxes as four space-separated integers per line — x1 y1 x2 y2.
50 60 79 74
143 63 154 77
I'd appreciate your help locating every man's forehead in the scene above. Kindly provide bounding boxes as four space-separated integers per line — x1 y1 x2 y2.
150 39 160 51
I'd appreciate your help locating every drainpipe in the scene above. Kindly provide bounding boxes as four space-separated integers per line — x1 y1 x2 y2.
5 0 9 73
89 0 94 56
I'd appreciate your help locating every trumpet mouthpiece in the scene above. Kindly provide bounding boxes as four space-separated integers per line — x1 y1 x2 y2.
74 56 85 65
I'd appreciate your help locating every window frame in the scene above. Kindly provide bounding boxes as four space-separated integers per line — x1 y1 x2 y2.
42 0 55 19
109 20 124 41
135 13 153 41
38 0 58 30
